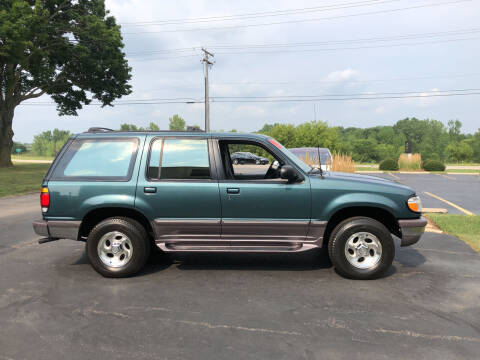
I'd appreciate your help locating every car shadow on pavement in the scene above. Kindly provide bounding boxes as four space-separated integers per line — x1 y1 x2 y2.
170 249 332 271
394 245 427 267
71 245 425 277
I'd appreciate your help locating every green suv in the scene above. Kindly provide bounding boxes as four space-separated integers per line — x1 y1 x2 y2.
33 128 426 279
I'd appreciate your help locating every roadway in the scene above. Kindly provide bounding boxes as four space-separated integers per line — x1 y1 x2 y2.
0 194 479 359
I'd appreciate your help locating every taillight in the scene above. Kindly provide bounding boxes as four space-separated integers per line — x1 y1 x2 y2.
40 187 50 212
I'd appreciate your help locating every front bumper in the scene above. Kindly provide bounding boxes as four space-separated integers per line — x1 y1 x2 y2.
32 220 81 241
398 217 427 247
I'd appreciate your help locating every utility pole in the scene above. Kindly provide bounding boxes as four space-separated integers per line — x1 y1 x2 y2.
202 48 214 132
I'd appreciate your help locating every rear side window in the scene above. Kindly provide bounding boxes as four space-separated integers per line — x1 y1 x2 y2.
52 138 139 181
147 138 210 180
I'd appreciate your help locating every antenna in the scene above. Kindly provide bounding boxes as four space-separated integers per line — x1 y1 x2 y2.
317 146 324 178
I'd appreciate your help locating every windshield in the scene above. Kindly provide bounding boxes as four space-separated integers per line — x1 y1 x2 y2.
267 138 312 173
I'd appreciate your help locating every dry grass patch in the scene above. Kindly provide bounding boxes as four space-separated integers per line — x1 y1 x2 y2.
331 153 355 173
398 153 422 171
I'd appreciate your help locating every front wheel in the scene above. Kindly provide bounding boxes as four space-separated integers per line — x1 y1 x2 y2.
86 217 150 278
328 217 395 279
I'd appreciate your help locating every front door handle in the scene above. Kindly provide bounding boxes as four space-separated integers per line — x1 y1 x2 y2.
227 188 240 194
144 187 157 194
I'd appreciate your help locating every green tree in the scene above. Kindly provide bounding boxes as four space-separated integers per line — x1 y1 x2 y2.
32 129 71 156
259 123 296 148
169 114 186 131
147 122 160 131
447 119 463 143
294 121 338 149
445 140 474 162
375 143 397 161
471 129 480 162
0 0 131 167
120 124 139 131
351 138 378 162
120 122 160 131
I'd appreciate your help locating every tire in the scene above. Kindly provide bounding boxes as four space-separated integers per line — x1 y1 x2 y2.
233 159 239 165
328 217 395 280
86 217 151 278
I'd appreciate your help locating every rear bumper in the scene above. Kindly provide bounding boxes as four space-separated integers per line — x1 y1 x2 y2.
398 217 427 247
32 220 81 241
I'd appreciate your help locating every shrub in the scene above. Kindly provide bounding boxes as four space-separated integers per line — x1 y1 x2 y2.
379 158 399 171
423 160 446 172
331 153 355 173
398 153 422 171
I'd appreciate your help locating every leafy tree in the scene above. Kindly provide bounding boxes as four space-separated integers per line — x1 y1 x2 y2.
417 120 449 161
351 138 378 162
375 143 397 161
120 124 139 131
471 129 480 162
258 123 296 148
445 140 474 162
393 118 429 153
294 121 338 149
120 122 160 131
447 120 463 143
0 0 131 167
169 114 186 131
147 122 160 131
32 129 71 156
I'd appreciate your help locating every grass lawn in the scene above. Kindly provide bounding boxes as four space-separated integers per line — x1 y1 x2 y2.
426 214 480 253
0 163 50 197
444 169 480 174
355 165 379 171
12 154 54 161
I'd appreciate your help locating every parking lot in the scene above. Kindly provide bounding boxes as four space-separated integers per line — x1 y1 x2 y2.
1 173 479 359
363 172 480 215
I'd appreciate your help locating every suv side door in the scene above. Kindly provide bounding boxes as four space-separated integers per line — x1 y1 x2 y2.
135 135 222 246
214 137 312 244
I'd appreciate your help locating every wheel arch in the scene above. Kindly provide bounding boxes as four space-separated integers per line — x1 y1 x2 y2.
78 207 154 241
323 206 400 248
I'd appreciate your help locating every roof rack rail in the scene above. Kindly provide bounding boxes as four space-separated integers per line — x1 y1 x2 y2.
87 127 114 133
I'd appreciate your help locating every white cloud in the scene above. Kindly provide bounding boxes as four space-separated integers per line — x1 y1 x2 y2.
324 69 360 82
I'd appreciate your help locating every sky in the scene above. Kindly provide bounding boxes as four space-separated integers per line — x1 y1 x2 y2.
13 0 480 142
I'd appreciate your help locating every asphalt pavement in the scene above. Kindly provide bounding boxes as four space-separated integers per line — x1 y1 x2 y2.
0 193 479 360
363 172 480 215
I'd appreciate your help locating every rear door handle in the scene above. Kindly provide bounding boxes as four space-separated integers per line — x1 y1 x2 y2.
144 187 157 194
227 188 240 194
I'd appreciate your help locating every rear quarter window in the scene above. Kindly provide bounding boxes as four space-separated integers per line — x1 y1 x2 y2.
51 138 139 181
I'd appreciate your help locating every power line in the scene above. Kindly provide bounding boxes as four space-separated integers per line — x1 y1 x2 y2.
210 88 480 99
123 0 471 35
126 27 480 57
211 73 480 85
209 92 480 102
121 0 399 26
212 36 480 56
19 88 480 106
127 35 480 61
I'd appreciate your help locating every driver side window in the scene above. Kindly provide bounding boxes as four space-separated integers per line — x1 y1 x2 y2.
220 141 283 181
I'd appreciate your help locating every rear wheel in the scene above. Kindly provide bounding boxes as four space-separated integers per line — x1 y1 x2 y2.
233 159 239 165
328 217 394 279
86 217 150 278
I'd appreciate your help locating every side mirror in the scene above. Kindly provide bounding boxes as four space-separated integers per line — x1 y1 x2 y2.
280 165 298 182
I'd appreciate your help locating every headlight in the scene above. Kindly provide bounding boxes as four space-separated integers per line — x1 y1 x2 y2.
407 195 422 213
